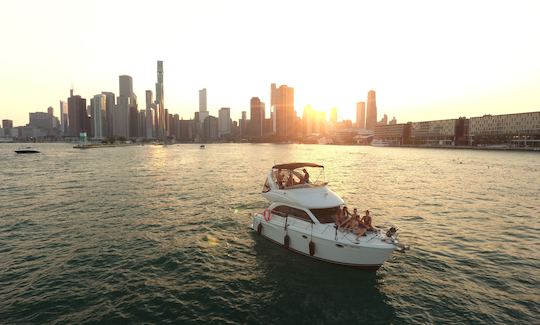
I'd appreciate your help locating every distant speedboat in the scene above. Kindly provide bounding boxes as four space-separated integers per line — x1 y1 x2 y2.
15 146 40 154
370 139 390 147
251 162 404 270
200 145 206 149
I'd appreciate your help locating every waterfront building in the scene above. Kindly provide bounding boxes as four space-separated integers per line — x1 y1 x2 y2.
240 111 248 138
114 96 130 139
374 123 412 145
218 107 231 138
202 115 218 141
2 119 13 129
250 97 265 138
469 111 540 146
67 89 88 137
365 90 377 130
29 112 54 132
271 83 295 139
90 94 107 139
101 92 115 138
356 102 366 129
155 61 166 139
178 119 193 141
411 119 458 145
59 101 68 134
117 75 138 139
145 108 154 139
198 88 209 124
138 110 147 138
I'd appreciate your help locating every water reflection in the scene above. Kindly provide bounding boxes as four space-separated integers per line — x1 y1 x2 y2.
251 237 397 324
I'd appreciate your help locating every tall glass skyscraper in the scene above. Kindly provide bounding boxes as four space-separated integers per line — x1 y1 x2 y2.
365 90 377 131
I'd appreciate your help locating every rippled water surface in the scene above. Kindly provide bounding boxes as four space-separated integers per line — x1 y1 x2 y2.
1 143 539 324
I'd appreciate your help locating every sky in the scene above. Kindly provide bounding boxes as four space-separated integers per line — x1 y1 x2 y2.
1 0 539 126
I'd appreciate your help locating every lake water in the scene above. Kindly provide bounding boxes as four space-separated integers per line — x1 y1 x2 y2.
1 143 539 324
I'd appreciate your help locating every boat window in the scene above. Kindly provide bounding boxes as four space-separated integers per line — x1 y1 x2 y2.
287 207 313 223
310 207 340 224
271 205 289 217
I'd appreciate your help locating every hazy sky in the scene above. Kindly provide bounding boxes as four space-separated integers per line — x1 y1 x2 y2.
1 0 539 126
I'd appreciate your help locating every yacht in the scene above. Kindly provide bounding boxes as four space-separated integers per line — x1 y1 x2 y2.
14 146 40 154
370 139 390 147
251 163 403 270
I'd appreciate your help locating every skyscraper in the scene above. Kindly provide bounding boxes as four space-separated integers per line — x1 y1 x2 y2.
250 97 265 138
115 75 136 139
59 101 68 134
90 94 107 139
199 88 207 112
145 90 153 109
218 107 231 137
198 88 209 124
102 92 115 137
365 90 377 131
155 60 165 139
67 89 88 137
271 84 295 138
47 106 54 117
356 101 366 129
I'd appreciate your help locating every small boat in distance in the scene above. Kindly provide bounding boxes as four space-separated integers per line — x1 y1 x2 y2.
200 145 206 149
15 146 40 154
251 162 404 270
370 138 390 147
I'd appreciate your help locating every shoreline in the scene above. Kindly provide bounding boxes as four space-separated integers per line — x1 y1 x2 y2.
1 140 539 152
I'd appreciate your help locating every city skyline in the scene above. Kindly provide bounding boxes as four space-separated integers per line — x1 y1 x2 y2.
1 0 540 126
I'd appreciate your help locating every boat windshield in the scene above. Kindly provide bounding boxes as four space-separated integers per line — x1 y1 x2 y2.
272 166 326 189
310 207 340 224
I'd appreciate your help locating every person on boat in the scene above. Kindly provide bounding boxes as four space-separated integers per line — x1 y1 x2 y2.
276 169 285 189
285 171 295 187
361 210 376 231
352 208 368 238
339 206 353 230
302 168 310 184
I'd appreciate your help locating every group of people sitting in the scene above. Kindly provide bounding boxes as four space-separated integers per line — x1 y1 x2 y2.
276 168 310 189
335 207 376 239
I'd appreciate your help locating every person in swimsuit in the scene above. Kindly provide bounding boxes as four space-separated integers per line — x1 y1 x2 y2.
352 208 367 238
361 210 376 231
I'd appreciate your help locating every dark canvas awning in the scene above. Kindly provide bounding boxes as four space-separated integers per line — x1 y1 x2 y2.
272 162 324 170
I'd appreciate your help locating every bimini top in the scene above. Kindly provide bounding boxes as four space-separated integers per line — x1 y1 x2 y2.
272 162 324 170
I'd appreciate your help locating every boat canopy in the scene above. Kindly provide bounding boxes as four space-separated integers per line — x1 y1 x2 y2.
272 162 324 170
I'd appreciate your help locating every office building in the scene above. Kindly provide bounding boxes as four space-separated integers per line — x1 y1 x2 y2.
102 92 115 137
59 101 68 134
218 107 231 137
356 101 366 128
250 97 265 138
2 119 13 129
155 61 165 139
90 94 107 139
365 90 377 130
116 75 137 138
198 88 209 124
145 90 153 109
271 83 295 138
67 89 88 137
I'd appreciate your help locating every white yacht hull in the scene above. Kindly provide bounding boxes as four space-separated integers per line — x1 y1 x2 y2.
251 213 395 270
